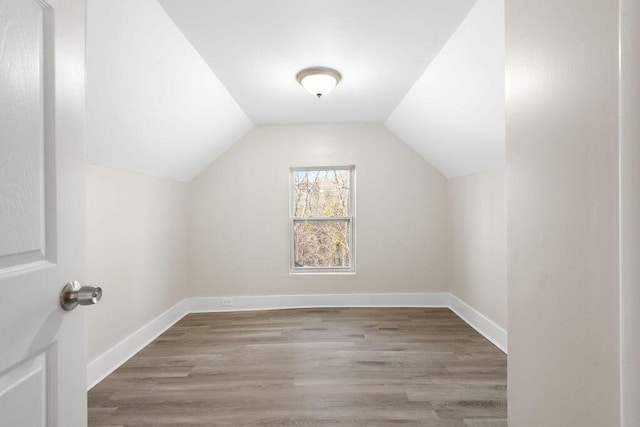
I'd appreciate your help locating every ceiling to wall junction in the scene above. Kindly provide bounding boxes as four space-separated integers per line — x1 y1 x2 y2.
387 0 505 177
86 0 253 182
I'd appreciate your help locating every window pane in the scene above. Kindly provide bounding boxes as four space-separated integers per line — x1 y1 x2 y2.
293 220 350 268
292 169 350 218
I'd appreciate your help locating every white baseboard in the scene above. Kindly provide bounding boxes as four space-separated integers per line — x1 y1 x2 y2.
87 292 507 390
448 294 508 353
86 300 188 390
187 292 450 312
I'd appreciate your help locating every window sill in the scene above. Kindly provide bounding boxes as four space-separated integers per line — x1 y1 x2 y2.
289 270 356 276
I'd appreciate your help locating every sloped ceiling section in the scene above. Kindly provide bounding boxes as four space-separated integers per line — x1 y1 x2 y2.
86 0 504 181
86 0 253 182
385 0 505 178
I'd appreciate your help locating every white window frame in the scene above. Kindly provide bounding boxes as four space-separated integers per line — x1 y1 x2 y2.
289 165 356 274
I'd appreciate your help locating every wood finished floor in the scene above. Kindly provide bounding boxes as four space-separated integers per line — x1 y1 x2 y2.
88 308 507 426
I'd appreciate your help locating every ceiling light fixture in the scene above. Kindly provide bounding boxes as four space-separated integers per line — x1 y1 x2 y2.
296 67 341 98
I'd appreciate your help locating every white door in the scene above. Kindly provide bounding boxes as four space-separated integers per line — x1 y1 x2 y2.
0 0 87 425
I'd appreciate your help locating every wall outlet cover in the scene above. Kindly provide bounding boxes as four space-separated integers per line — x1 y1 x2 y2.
220 297 233 306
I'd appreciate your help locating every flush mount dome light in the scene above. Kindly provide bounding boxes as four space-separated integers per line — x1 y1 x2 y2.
296 67 341 98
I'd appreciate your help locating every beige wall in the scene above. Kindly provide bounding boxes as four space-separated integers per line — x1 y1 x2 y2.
85 165 188 362
449 168 506 329
506 0 620 425
621 0 640 423
188 125 449 297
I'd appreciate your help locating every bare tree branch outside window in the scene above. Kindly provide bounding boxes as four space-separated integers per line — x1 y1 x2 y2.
291 167 354 271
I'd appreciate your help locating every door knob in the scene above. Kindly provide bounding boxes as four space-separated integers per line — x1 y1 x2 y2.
59 281 102 311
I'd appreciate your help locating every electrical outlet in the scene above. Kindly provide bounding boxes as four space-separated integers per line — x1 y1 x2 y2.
220 297 233 307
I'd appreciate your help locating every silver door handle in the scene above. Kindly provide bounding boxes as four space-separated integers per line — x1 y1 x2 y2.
59 281 102 311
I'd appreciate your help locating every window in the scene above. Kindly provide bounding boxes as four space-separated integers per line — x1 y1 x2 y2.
290 166 355 273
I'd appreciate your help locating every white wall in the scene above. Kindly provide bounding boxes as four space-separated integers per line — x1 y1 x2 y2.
621 0 640 424
188 125 449 297
449 168 506 329
85 165 188 362
506 0 620 424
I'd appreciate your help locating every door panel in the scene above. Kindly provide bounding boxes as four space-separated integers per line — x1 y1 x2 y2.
0 0 53 270
0 0 86 425
0 351 48 426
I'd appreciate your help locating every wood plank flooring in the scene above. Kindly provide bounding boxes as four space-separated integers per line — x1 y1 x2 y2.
88 308 507 426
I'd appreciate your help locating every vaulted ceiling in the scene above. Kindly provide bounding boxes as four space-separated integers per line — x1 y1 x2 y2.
157 0 476 125
86 0 504 181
